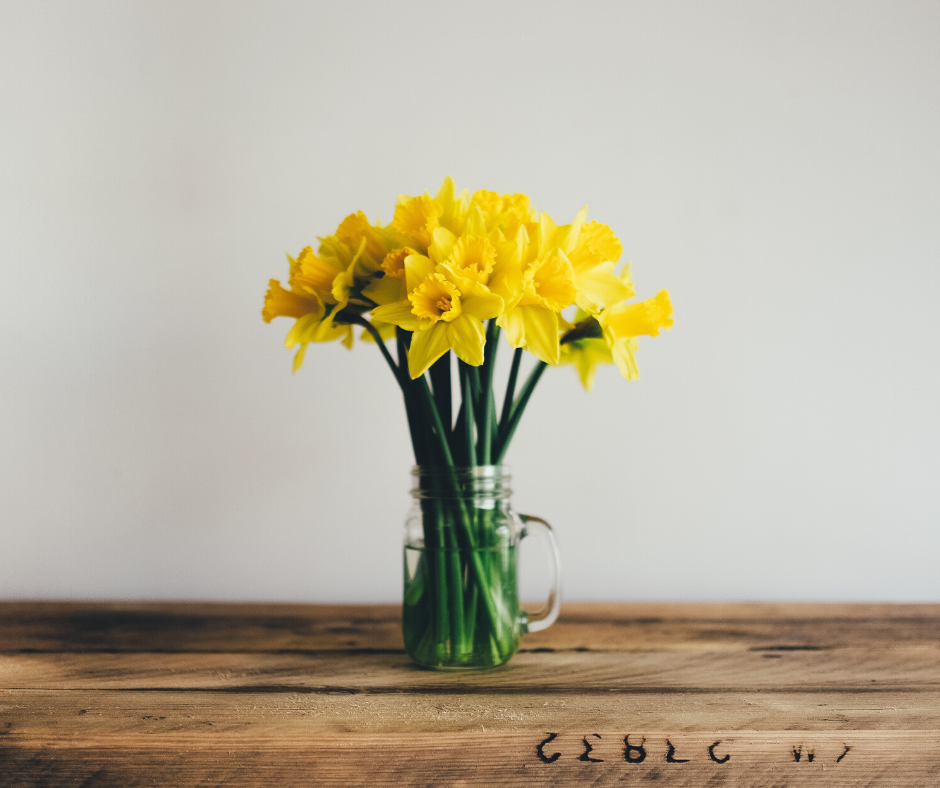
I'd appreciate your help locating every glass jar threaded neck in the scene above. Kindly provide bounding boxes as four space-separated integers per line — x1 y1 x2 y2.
410 465 511 501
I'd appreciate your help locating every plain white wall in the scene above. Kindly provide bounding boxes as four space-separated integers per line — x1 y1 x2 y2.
1 0 938 602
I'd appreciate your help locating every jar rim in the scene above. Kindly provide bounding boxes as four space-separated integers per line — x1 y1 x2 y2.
411 464 509 477
410 465 512 499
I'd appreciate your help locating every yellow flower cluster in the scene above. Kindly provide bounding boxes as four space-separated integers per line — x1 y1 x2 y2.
263 177 673 388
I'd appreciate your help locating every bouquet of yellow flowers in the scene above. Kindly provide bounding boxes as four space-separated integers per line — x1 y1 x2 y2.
263 177 672 668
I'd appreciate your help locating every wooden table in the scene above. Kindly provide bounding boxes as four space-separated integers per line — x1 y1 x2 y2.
0 602 938 786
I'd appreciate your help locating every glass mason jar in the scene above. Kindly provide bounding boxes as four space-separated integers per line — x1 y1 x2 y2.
403 465 561 669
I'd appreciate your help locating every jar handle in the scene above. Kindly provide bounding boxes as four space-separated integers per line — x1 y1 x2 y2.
518 514 562 633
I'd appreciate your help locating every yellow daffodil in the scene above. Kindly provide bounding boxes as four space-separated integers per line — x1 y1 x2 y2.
262 278 323 324
560 337 613 391
566 219 634 314
262 211 399 371
391 195 442 250
262 254 337 372
496 213 580 365
446 235 497 284
263 178 672 387
597 289 674 381
333 211 392 273
434 176 472 237
263 274 352 372
371 264 503 377
470 190 537 237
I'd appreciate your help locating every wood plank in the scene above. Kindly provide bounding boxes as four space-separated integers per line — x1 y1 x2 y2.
2 689 940 734
3 602 938 653
2 732 939 787
0 602 404 654
2 648 938 694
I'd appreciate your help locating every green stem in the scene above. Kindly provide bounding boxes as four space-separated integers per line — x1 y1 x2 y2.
428 352 452 440
444 517 466 657
430 500 449 660
457 361 481 459
465 363 481 406
417 376 458 468
499 348 522 438
396 329 428 466
464 581 478 648
459 364 475 468
451 401 467 466
495 361 548 464
466 366 483 462
480 321 499 465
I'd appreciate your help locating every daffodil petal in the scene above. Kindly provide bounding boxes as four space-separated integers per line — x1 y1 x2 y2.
518 305 560 365
262 280 323 323
330 268 354 310
611 337 640 380
285 312 321 348
465 203 487 238
435 176 455 209
461 289 503 321
361 274 403 306
574 262 633 313
493 223 525 269
558 205 588 254
537 212 558 255
604 290 674 337
448 315 486 367
563 337 611 391
292 343 308 373
589 221 623 261
620 263 633 290
429 226 456 264
497 307 526 348
371 301 420 331
408 321 451 378
313 319 352 343
405 253 436 293
435 176 471 235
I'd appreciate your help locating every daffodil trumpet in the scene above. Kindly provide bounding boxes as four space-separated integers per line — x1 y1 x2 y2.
262 178 674 667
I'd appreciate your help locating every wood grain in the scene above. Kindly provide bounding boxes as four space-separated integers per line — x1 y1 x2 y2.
1 602 938 786
1 732 939 787
3 689 940 734
3 602 938 652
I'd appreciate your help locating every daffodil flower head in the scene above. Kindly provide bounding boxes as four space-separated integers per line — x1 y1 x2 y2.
381 248 410 279
471 190 536 236
265 177 672 386
434 176 471 236
392 195 443 249
288 246 342 303
334 211 389 274
446 235 496 285
599 290 674 339
409 273 462 325
519 248 577 311
560 337 613 391
262 278 323 324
